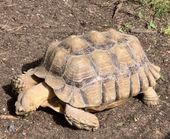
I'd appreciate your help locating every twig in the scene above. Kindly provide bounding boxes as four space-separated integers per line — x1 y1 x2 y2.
146 45 152 52
4 4 17 7
16 124 23 132
112 0 126 18
0 24 12 31
0 115 18 120
0 51 9 56
13 25 24 32
0 24 23 32
0 2 17 8
130 29 157 34
121 9 137 17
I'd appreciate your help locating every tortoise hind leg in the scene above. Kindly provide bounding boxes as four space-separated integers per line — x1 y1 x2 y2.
143 87 159 106
11 69 42 93
65 104 99 131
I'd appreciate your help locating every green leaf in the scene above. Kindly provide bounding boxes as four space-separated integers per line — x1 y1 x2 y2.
147 20 157 29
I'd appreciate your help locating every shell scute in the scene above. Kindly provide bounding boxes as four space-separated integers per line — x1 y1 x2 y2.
80 81 102 107
102 78 116 103
117 74 131 99
63 55 96 86
110 42 135 66
130 73 140 96
90 50 115 77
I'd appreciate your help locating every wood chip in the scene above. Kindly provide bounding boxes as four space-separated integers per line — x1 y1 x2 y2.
0 115 18 120
0 24 23 32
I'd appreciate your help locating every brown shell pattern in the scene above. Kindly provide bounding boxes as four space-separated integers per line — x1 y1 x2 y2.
33 29 160 108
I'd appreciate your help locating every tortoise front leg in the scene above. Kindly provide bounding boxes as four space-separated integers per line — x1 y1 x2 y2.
65 104 99 131
11 69 42 93
143 87 159 106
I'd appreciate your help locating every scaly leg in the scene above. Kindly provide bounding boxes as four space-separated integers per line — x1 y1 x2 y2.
11 69 42 93
65 104 99 131
143 87 159 106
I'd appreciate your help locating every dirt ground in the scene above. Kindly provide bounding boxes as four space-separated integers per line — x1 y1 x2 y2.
0 0 170 139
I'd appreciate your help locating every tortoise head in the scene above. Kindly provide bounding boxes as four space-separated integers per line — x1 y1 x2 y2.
15 82 56 116
15 92 36 116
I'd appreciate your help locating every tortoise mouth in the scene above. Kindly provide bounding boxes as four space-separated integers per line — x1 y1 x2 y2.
15 108 33 116
15 109 30 116
15 101 33 116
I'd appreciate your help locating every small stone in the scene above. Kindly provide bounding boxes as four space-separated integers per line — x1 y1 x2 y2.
134 117 139 122
80 21 86 27
2 58 7 61
101 123 106 128
159 112 163 116
22 131 26 136
7 123 15 132
3 108 6 111
116 122 124 127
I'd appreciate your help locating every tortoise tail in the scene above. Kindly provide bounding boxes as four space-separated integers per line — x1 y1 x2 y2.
143 63 160 88
149 63 161 80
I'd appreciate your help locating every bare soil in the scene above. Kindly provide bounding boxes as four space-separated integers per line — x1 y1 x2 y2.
0 0 169 139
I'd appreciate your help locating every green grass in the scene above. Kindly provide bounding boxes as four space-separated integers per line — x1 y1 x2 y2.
139 0 170 16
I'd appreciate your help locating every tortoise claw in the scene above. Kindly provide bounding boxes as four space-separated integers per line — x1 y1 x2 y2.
65 104 99 131
143 97 159 106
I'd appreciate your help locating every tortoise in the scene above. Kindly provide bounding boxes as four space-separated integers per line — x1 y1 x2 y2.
11 29 161 130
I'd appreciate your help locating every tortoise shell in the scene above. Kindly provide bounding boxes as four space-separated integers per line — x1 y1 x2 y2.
32 29 160 108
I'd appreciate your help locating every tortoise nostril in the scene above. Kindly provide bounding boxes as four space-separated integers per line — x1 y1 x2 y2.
18 107 24 112
18 109 24 112
16 107 24 114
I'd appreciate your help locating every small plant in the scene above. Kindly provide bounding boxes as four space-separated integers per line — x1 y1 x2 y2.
137 11 143 19
118 22 134 33
150 0 170 16
123 22 133 29
139 0 148 5
139 0 170 16
162 24 170 36
118 27 124 33
147 20 157 29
